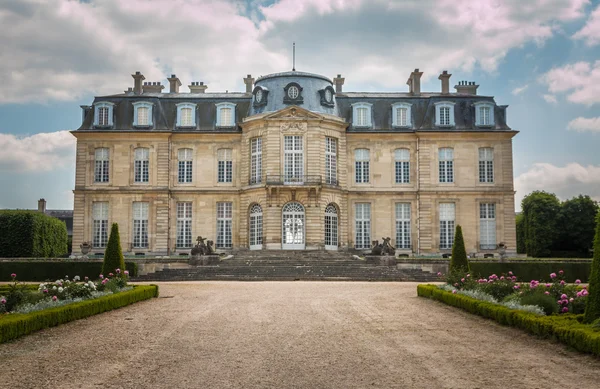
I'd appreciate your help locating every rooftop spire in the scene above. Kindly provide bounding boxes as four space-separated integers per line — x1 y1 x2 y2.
292 42 296 71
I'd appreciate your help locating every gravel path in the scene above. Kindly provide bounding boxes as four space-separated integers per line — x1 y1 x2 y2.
1 282 600 388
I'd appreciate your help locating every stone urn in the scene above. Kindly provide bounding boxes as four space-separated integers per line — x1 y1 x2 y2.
80 242 91 257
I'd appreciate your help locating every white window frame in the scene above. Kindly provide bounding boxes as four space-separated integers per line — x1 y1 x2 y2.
352 102 372 128
216 202 233 249
250 137 262 185
176 103 197 127
134 147 149 183
324 204 338 250
325 137 337 185
355 203 371 249
176 202 192 248
478 147 494 183
216 102 236 128
217 149 233 183
94 148 110 183
394 148 410 184
355 148 370 184
132 102 153 127
249 204 263 250
391 102 412 128
283 135 304 183
132 202 149 249
438 148 454 183
480 203 496 250
178 148 193 184
93 102 114 127
395 203 411 250
439 203 455 250
435 101 455 127
474 102 495 127
92 202 109 248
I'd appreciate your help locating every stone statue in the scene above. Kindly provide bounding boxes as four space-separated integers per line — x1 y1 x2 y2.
371 237 395 256
191 236 215 256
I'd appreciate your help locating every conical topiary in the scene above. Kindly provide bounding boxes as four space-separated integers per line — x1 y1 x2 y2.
102 223 125 277
584 215 600 324
450 224 469 273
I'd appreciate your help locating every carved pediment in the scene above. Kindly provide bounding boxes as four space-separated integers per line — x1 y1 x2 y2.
265 106 323 121
280 122 308 132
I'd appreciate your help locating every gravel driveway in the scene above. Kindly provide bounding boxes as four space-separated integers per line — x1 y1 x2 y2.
1 282 599 388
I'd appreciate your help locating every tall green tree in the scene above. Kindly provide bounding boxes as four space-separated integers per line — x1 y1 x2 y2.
102 223 125 276
450 225 469 273
584 214 600 324
515 213 526 254
522 191 561 257
556 195 598 255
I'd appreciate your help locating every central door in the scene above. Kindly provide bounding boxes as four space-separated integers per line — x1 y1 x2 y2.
282 202 305 249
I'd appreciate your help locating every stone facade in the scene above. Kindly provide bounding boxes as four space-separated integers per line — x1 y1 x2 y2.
72 69 517 256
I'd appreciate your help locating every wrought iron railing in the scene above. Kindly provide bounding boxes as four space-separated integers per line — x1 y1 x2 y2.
266 175 322 185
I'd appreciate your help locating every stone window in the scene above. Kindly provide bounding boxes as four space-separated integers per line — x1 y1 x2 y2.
132 202 149 249
355 203 371 249
284 135 303 183
479 147 494 183
250 138 262 185
176 103 196 127
134 147 149 183
391 102 412 128
93 102 114 127
92 202 109 248
178 149 193 183
395 148 410 184
94 148 110 183
480 203 496 250
435 101 455 127
133 102 153 127
438 148 454 183
176 202 192 248
216 102 236 127
395 203 411 249
216 202 233 248
325 137 337 185
355 149 370 184
217 149 233 183
439 203 455 249
352 102 372 128
475 102 495 127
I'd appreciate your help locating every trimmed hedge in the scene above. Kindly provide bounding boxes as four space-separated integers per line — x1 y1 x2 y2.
470 262 591 283
0 261 138 281
102 223 125 276
0 211 68 258
417 284 600 356
0 285 158 343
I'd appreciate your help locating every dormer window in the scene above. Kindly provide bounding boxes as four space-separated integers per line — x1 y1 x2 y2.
318 86 336 107
252 86 269 108
474 102 495 127
133 102 153 127
391 102 412 128
93 102 114 127
283 82 304 105
216 102 236 128
176 103 197 127
352 103 372 128
435 101 455 127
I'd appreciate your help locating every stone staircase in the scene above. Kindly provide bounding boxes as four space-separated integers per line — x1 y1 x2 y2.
133 250 440 282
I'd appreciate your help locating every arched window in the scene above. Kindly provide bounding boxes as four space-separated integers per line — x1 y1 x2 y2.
176 103 196 127
249 204 263 250
133 102 153 126
391 103 412 127
474 102 495 126
435 101 455 127
93 102 114 127
352 102 372 127
216 102 236 127
282 202 305 249
324 204 338 250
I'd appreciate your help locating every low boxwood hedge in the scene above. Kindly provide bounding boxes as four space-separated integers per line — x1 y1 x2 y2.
470 262 591 283
0 261 138 281
0 284 158 343
417 284 600 356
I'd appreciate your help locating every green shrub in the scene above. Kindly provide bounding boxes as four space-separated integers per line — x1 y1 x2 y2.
478 278 517 301
450 225 469 273
0 261 137 281
0 211 68 258
469 262 590 283
520 293 558 315
418 284 600 356
102 223 125 276
516 214 526 254
584 214 600 324
0 285 158 343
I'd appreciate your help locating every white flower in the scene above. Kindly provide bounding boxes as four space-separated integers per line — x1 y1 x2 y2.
73 276 80 281
58 287 64 293
52 286 57 290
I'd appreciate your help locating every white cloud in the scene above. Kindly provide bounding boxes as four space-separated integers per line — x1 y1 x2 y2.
542 94 558 104
540 61 600 105
0 0 590 103
511 85 529 95
514 162 600 209
0 131 76 172
567 117 600 133
573 4 600 46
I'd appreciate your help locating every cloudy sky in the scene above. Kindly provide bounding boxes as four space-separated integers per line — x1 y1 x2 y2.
1 0 599 211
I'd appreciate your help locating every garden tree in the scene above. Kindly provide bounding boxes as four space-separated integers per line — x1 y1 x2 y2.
102 223 125 276
521 191 561 257
450 225 469 273
584 214 600 324
515 213 526 254
556 195 598 255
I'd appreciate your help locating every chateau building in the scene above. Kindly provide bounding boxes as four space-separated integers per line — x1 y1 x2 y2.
72 68 517 256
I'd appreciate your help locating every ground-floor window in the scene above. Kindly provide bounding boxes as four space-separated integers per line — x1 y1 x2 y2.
324 204 338 249
176 202 192 248
249 204 262 249
395 203 411 249
217 202 233 248
480 203 496 250
439 203 455 249
132 202 149 249
92 202 109 248
355 203 371 249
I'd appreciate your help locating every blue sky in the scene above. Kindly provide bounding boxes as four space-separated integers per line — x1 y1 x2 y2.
1 0 599 211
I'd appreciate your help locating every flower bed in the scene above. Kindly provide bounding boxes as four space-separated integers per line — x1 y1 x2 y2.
0 261 138 281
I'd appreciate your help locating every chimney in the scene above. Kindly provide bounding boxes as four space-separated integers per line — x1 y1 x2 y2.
333 74 345 93
38 198 46 213
142 81 164 94
243 74 254 93
406 68 423 96
132 71 145 95
438 70 452 95
454 80 479 95
189 81 208 93
167 74 182 93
